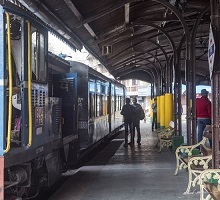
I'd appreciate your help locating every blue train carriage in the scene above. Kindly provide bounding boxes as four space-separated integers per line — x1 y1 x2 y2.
48 55 79 164
67 61 126 158
0 2 126 199
0 5 65 199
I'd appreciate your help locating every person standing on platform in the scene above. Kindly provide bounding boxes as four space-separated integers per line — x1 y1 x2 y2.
196 89 211 146
151 98 157 131
132 97 145 146
120 98 134 147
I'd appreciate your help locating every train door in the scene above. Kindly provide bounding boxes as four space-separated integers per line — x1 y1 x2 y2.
3 12 49 153
52 74 78 139
76 74 89 150
88 80 96 146
115 86 124 129
28 26 49 147
4 13 23 152
93 81 109 141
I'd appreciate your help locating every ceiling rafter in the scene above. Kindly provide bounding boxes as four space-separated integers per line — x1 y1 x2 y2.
109 38 169 66
13 0 211 84
74 0 141 28
63 0 97 38
111 49 167 71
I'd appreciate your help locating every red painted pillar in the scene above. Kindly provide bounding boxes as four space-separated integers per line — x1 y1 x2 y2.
0 156 4 200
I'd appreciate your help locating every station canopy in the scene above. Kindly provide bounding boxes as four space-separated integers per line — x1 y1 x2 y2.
14 0 210 84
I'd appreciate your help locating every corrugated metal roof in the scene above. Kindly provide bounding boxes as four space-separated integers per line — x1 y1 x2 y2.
14 0 210 84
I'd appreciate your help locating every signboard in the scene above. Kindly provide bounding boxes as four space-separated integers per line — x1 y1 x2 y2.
208 24 215 79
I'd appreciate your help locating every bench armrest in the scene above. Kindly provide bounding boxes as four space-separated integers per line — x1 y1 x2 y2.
175 137 207 157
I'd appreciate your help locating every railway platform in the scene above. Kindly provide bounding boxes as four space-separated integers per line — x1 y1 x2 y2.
47 120 200 200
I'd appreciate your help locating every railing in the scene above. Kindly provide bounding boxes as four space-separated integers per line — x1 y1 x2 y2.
27 20 32 148
4 12 13 153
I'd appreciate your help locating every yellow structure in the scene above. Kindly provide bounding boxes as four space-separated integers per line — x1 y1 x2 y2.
164 93 173 128
150 98 153 119
157 96 160 128
159 95 165 128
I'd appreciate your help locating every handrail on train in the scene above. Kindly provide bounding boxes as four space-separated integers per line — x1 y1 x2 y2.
4 15 33 152
27 20 32 148
4 12 13 154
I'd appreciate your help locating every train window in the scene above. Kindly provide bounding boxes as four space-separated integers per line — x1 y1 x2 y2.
103 96 107 115
104 84 108 95
96 83 101 93
112 96 115 113
100 95 104 116
118 96 120 111
31 30 46 82
89 93 95 118
101 85 105 94
107 95 110 115
119 96 123 110
96 94 100 117
5 14 22 86
111 85 115 96
116 96 120 111
121 96 124 110
89 81 95 92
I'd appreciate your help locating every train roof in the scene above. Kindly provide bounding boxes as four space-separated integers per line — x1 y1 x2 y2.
69 61 125 88
48 52 71 74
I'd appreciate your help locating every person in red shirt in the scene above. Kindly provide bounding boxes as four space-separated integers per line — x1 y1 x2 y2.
196 89 211 146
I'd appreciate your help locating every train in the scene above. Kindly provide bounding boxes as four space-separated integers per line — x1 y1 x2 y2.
1 3 125 199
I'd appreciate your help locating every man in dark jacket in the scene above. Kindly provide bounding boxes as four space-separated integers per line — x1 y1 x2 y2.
196 89 211 146
120 98 134 147
132 97 145 146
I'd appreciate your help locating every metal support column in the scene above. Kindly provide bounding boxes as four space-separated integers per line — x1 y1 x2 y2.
176 47 183 137
166 56 173 94
173 79 177 134
191 6 210 144
177 78 182 136
212 73 220 168
186 41 192 145
210 0 220 169
173 56 178 134
174 54 181 136
191 32 197 144
176 35 186 137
